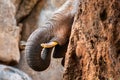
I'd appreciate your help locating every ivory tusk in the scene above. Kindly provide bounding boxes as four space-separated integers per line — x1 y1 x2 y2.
41 41 58 48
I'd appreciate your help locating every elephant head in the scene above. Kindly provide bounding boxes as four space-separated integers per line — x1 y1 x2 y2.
25 0 79 71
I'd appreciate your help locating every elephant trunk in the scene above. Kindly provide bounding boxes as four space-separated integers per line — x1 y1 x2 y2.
25 0 80 71
25 27 52 71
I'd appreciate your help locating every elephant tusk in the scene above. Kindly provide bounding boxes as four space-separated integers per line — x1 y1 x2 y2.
41 41 58 48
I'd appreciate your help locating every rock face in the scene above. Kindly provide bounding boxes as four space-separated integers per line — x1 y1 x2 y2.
0 0 20 65
0 64 31 80
16 0 39 22
63 0 120 80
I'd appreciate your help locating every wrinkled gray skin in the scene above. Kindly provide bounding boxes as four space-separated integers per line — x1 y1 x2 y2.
25 0 79 71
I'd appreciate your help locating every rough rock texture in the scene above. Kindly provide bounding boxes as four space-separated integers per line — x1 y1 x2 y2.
63 0 120 80
0 64 31 80
11 0 21 10
0 0 21 65
16 0 39 22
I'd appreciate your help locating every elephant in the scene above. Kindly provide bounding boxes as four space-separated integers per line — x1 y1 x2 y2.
25 0 79 71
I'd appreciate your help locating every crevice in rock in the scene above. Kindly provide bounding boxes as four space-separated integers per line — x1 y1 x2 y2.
100 9 107 21
16 0 40 23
